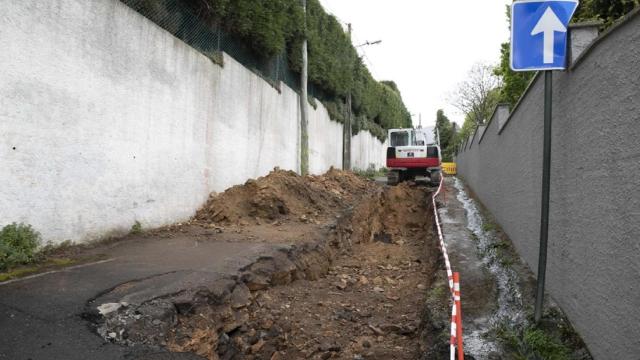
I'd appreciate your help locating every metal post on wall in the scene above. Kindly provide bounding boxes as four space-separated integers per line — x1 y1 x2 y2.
299 0 309 176
343 23 353 171
534 70 553 323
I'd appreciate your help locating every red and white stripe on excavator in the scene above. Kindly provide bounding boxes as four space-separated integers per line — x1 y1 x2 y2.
432 177 464 359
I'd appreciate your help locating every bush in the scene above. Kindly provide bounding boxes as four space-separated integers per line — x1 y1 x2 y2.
0 223 42 271
496 323 572 360
354 165 388 180
130 221 143 235
523 328 571 360
353 114 387 141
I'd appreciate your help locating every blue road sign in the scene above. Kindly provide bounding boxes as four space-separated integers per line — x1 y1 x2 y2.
511 0 579 71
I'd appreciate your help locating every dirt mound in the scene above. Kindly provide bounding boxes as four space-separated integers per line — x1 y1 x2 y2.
195 168 374 225
340 183 432 245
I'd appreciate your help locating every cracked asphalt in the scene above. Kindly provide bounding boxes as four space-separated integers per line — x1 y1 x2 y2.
0 232 278 360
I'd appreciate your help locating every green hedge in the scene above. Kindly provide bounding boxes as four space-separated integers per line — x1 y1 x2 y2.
0 223 41 271
189 0 411 135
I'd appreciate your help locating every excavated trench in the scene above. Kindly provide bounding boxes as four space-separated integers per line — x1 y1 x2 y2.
91 171 449 360
167 184 441 359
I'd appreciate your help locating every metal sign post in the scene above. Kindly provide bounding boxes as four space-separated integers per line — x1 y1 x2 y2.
510 0 578 323
535 70 553 322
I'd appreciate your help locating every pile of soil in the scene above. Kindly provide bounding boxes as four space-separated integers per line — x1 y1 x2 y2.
195 168 374 226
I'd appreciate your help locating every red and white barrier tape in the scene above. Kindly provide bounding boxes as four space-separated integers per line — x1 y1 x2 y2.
432 177 454 292
432 177 464 359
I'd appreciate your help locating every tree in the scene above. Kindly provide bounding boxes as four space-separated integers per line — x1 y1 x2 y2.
381 81 400 94
452 112 478 152
435 110 452 148
451 63 502 126
494 42 535 106
434 110 455 161
494 4 535 107
574 0 639 26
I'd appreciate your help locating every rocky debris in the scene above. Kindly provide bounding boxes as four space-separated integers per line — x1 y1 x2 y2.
94 229 351 358
229 284 252 310
97 299 177 346
92 178 441 360
202 184 439 360
205 223 225 233
368 324 386 336
97 302 124 316
194 168 375 226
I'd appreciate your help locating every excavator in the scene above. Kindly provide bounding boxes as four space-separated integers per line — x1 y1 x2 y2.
386 127 442 186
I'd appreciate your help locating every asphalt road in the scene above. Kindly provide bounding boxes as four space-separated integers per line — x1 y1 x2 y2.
0 233 278 360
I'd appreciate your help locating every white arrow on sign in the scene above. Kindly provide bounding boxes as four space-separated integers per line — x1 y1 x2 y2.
531 6 567 64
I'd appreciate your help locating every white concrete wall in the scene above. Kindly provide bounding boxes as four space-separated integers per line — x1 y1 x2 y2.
1 0 214 243
308 104 343 174
0 0 387 244
351 131 387 171
207 55 300 192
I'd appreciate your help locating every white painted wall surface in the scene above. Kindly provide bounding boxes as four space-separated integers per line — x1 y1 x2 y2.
0 0 387 244
1 0 213 243
351 131 387 171
207 54 300 192
308 104 343 174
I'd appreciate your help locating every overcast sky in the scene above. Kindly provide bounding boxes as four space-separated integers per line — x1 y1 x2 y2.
320 0 512 127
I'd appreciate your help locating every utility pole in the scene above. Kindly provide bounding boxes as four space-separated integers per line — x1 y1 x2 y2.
299 0 309 176
343 23 352 171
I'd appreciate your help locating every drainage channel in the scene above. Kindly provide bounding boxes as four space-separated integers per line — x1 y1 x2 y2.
435 178 529 359
446 177 592 360
454 178 527 324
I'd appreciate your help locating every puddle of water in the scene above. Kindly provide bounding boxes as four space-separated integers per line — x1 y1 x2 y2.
451 178 528 359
